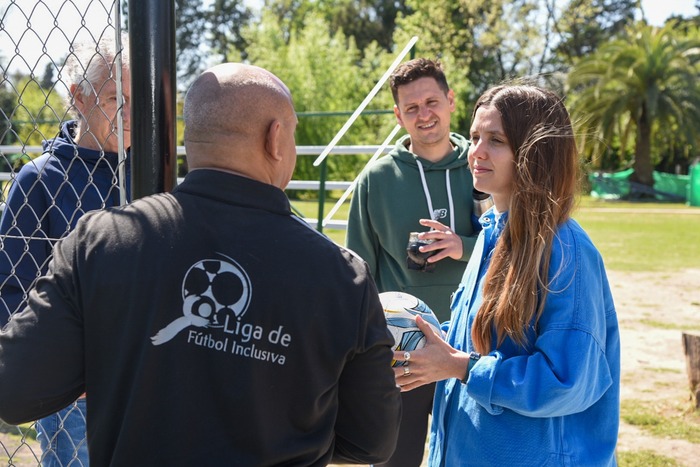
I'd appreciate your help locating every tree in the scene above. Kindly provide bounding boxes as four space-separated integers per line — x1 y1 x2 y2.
319 0 411 52
568 23 700 192
170 0 252 90
550 0 637 67
243 10 397 187
173 0 209 82
207 0 252 61
10 76 65 144
0 79 19 147
0 72 66 178
263 0 412 52
40 62 55 89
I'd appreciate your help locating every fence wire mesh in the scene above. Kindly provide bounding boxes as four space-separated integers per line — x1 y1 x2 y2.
1 1 126 465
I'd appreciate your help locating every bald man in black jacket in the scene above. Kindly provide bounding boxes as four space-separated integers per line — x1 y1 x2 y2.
0 63 401 467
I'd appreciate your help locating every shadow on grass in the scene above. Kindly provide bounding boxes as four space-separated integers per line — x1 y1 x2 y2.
0 420 37 440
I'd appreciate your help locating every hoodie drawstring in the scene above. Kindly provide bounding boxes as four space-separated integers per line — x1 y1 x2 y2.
417 160 455 231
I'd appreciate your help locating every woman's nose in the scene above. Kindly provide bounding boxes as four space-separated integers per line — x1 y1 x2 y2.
470 141 486 159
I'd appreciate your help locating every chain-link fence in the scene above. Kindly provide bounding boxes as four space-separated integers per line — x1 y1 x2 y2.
1 1 126 465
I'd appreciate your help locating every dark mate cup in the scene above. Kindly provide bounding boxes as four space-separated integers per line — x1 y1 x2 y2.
473 189 494 217
406 232 436 272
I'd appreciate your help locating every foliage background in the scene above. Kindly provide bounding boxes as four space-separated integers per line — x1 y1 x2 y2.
1 0 700 194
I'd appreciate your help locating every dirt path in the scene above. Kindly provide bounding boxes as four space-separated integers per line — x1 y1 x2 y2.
611 268 700 466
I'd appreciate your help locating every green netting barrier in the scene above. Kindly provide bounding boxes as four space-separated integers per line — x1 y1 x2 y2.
688 163 700 207
655 171 689 199
589 169 690 202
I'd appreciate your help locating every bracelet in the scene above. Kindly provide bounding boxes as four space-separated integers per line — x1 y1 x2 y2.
461 351 481 384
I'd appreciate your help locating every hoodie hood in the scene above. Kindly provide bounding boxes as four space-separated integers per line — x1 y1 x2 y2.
390 132 469 171
42 120 130 172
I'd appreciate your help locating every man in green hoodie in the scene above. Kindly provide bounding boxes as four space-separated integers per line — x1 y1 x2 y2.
346 58 484 467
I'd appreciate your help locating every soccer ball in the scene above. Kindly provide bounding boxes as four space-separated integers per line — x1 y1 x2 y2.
379 291 442 367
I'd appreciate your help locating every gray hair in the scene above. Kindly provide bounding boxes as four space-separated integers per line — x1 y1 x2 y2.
64 34 129 114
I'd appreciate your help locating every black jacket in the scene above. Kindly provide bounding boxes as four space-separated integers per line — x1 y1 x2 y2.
0 169 401 466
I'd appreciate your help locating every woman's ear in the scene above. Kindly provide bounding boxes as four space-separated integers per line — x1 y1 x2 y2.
264 119 282 162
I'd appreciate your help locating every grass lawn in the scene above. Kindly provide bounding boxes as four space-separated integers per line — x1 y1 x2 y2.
573 199 700 271
290 195 700 273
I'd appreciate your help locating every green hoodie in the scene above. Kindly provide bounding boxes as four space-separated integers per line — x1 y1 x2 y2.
346 133 478 322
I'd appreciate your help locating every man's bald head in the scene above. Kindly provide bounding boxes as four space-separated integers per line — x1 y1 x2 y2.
183 63 296 178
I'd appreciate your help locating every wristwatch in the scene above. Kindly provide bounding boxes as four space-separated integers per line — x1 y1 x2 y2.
461 351 481 384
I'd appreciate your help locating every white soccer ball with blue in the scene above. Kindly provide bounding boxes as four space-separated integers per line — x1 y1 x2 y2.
379 291 443 367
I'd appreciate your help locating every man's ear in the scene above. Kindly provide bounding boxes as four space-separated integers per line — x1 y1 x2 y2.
71 84 87 117
393 105 405 128
264 119 282 162
447 89 456 113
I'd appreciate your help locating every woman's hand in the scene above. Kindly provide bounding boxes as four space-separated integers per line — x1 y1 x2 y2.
392 315 470 392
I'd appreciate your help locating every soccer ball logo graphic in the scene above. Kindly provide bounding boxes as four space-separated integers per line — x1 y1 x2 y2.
151 254 251 345
182 257 251 328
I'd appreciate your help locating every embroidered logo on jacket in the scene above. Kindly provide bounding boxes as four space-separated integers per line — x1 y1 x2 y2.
432 208 448 220
151 254 252 345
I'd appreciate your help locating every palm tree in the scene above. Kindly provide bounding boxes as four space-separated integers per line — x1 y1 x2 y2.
568 23 700 195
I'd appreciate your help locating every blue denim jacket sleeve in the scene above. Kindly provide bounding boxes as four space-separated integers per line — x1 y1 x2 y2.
468 220 616 417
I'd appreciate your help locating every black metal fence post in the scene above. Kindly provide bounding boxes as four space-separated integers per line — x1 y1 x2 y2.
128 0 177 198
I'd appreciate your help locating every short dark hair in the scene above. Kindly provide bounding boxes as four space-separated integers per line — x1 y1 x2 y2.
389 58 449 104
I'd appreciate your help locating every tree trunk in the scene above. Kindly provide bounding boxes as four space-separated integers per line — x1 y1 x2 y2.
629 105 654 198
682 332 700 408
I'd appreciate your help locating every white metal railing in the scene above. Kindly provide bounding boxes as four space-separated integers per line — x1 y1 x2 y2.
0 146 388 189
0 144 393 229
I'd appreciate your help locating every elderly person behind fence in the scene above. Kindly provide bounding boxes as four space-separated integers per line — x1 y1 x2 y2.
0 36 130 466
0 62 401 466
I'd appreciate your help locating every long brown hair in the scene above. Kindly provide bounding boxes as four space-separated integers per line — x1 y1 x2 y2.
470 84 579 354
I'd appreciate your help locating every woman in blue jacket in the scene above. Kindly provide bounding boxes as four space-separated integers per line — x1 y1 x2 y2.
394 84 620 466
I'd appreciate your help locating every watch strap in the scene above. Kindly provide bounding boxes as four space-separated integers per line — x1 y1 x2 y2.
461 351 481 384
